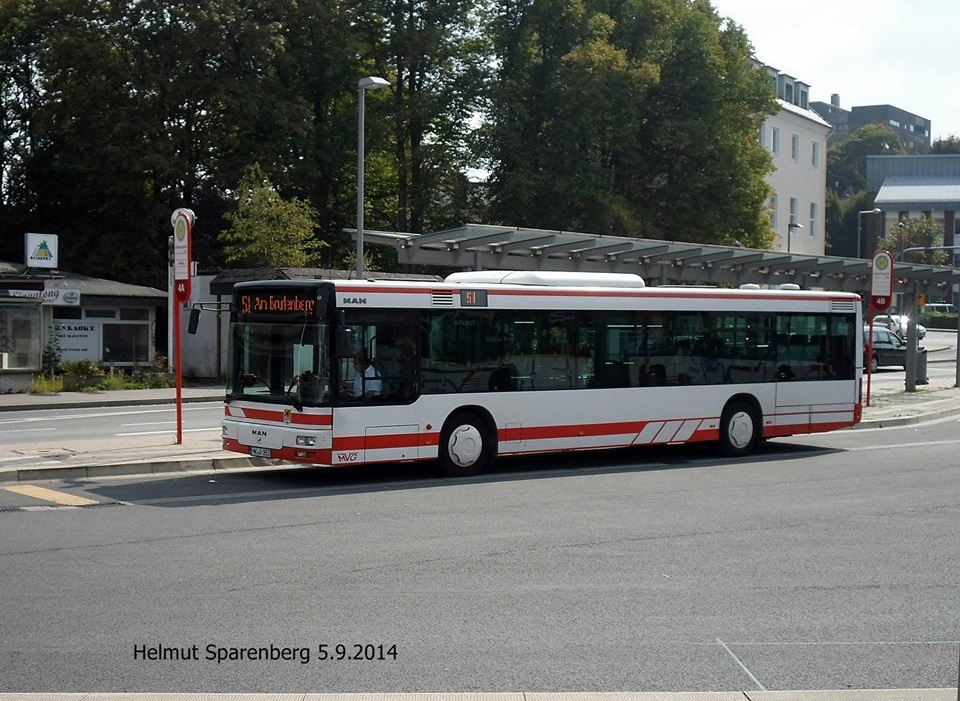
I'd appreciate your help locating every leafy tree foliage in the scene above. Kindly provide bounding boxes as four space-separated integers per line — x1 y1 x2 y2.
355 0 490 235
876 215 948 266
826 123 904 198
2 0 792 288
483 0 777 247
930 135 960 154
220 164 321 267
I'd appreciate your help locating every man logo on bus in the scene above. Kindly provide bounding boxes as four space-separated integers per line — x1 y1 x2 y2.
343 297 367 304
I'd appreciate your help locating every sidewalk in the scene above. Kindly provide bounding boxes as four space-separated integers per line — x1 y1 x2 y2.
1 372 960 485
0 692 956 701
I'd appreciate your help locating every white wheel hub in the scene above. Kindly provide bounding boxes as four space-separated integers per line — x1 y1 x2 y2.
448 424 483 468
727 411 754 450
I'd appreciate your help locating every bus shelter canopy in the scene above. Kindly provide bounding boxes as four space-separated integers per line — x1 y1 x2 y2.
355 224 960 297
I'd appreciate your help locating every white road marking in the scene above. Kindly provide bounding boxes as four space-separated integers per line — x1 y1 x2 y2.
115 428 221 436
0 405 217 424
0 427 57 434
716 638 766 691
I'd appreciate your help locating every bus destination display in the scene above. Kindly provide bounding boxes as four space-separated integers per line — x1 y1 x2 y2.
460 289 488 307
238 290 318 318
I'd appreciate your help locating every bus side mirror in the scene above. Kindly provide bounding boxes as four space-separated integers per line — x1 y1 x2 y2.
335 328 353 357
188 307 201 335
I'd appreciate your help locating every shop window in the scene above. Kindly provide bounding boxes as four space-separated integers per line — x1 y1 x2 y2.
102 323 150 363
0 303 42 370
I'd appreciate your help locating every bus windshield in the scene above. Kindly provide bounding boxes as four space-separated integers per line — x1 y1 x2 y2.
227 321 331 407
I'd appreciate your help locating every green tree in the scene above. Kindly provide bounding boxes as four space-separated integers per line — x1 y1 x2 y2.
220 164 322 267
353 0 490 235
930 135 960 154
826 123 904 197
823 188 843 255
1 0 308 286
483 0 776 248
876 215 948 266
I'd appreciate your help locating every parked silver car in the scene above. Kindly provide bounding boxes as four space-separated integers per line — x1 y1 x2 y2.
873 313 926 340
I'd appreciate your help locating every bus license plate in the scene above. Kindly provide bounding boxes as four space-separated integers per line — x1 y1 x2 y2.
249 446 272 458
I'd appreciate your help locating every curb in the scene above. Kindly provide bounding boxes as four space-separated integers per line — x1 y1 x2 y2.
854 404 960 429
0 455 275 485
0 691 955 701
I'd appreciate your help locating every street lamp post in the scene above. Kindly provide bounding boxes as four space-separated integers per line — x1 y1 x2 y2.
787 220 803 253
356 76 390 278
857 207 882 258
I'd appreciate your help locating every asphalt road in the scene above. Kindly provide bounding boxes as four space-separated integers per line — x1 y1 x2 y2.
1 412 959 693
0 403 223 450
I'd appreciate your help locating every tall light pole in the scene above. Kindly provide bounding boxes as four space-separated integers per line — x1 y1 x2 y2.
857 207 882 258
787 220 803 253
356 76 390 277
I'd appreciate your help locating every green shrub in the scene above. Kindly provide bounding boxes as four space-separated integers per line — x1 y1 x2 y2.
920 312 959 330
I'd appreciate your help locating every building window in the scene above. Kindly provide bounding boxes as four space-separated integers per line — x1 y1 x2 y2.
771 127 780 155
0 302 41 370
791 134 800 162
809 202 818 238
759 125 766 148
53 307 82 320
789 197 799 226
85 308 116 319
811 142 819 167
770 194 779 230
119 308 149 321
102 324 150 364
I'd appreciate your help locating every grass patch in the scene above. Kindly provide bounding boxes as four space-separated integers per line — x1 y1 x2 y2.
31 374 64 393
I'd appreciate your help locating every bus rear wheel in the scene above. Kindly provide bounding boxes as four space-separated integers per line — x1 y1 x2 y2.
438 412 494 477
719 400 760 457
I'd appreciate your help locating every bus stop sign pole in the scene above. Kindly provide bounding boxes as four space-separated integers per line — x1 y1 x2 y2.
171 208 195 445
866 251 894 407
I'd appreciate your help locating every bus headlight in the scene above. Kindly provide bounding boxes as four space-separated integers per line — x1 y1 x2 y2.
296 435 317 447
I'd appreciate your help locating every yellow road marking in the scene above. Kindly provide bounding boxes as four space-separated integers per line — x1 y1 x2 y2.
3 484 99 507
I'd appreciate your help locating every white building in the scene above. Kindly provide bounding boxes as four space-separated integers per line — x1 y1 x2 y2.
757 65 832 256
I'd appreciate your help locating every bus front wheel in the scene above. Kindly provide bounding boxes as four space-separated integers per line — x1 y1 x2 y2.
439 412 494 477
719 400 760 457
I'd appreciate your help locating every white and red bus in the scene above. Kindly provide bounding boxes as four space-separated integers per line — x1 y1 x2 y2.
219 271 863 476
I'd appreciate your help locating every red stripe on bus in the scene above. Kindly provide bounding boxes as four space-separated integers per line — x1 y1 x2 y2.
334 433 440 452
332 418 716 452
224 406 332 427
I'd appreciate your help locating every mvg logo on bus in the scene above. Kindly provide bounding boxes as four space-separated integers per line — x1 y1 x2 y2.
336 452 360 462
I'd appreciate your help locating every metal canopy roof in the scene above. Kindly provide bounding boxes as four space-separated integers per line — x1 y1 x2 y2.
357 224 960 296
